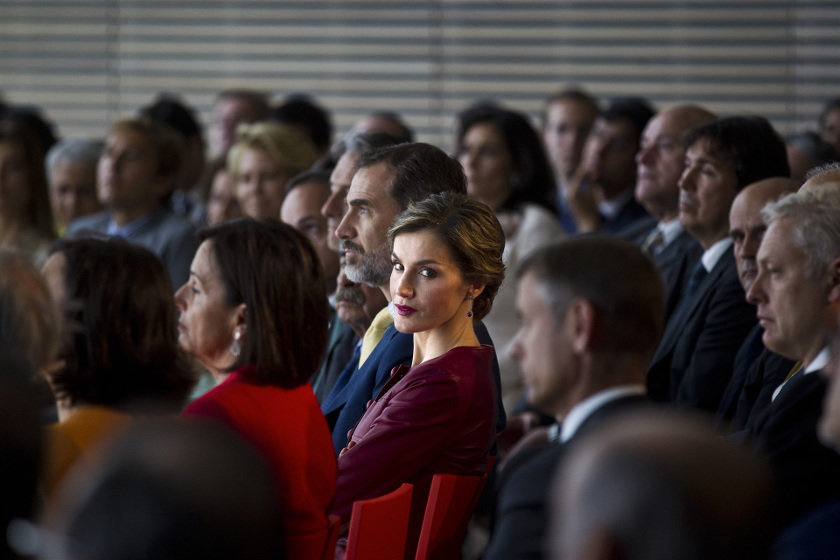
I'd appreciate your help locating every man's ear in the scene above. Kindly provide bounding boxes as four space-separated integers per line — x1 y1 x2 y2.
568 298 596 354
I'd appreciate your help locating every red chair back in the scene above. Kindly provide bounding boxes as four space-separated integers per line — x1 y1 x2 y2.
413 473 486 560
321 514 342 560
345 483 414 560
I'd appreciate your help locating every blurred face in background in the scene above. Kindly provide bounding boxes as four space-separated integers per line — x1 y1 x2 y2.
458 122 515 210
49 158 101 230
234 147 290 221
543 98 598 180
0 141 30 223
205 167 242 227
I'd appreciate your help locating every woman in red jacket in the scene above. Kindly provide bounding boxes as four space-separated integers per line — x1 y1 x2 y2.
331 192 506 558
177 219 336 560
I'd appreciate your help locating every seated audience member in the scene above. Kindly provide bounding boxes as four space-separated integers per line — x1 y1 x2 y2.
564 97 654 234
40 238 195 497
0 253 57 560
46 138 103 236
204 156 242 226
785 131 837 184
353 110 414 142
51 421 285 560
717 178 797 428
178 219 335 560
331 192 504 558
322 142 505 454
0 355 43 560
228 122 319 222
139 94 208 225
209 88 270 158
0 122 55 266
320 130 403 252
743 190 840 534
552 412 772 560
627 105 714 321
647 116 790 412
800 161 840 193
311 260 387 404
483 237 662 559
456 102 561 413
540 88 600 233
818 97 840 157
771 336 840 559
66 117 199 287
271 94 334 156
281 170 339 295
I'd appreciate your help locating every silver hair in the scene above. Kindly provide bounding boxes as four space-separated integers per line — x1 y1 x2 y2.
804 160 840 181
45 138 104 179
761 190 840 278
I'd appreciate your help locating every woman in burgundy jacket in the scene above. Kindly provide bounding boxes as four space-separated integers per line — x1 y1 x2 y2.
331 192 506 557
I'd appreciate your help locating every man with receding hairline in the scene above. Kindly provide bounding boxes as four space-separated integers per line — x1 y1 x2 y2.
484 237 662 559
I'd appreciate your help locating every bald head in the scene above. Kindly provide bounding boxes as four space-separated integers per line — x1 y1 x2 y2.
552 411 771 560
635 105 716 221
729 177 797 292
800 163 840 194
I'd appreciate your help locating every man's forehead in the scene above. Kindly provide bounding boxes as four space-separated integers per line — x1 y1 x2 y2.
348 163 396 204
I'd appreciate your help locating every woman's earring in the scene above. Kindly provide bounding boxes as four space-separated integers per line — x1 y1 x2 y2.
231 330 241 357
466 294 474 319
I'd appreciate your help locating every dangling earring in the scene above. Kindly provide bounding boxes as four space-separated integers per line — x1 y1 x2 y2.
231 330 241 357
466 294 474 318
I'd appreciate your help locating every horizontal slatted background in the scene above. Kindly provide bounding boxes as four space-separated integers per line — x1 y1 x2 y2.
1 0 837 149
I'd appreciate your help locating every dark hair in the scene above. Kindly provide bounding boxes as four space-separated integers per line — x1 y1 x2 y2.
0 120 56 239
139 93 203 141
216 89 270 121
601 97 656 141
0 252 58 378
110 117 184 181
819 97 840 128
456 103 557 215
271 95 333 154
357 142 467 211
285 168 331 195
60 420 285 560
785 131 838 166
49 238 194 408
683 116 790 189
199 219 328 387
543 87 600 125
2 106 58 155
389 192 505 321
518 237 664 358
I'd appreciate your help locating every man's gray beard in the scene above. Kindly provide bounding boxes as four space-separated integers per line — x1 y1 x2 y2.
344 241 392 287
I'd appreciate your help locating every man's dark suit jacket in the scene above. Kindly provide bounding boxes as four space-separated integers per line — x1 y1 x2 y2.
647 249 756 412
483 394 650 560
623 220 704 322
601 196 651 235
321 320 506 454
746 370 840 534
311 318 358 404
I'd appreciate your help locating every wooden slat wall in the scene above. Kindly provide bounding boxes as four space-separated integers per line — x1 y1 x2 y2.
1 0 837 149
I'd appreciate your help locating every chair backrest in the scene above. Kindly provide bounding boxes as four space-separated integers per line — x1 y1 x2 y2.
345 483 414 560
321 514 342 560
413 473 486 560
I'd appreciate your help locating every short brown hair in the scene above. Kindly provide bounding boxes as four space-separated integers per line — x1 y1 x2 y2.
388 192 505 321
199 219 329 387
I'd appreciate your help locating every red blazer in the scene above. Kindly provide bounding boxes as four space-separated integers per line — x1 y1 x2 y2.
184 366 337 560
331 345 496 555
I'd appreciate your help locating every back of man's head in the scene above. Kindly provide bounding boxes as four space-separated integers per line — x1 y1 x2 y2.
684 116 790 190
357 142 467 211
552 411 771 560
518 237 664 359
